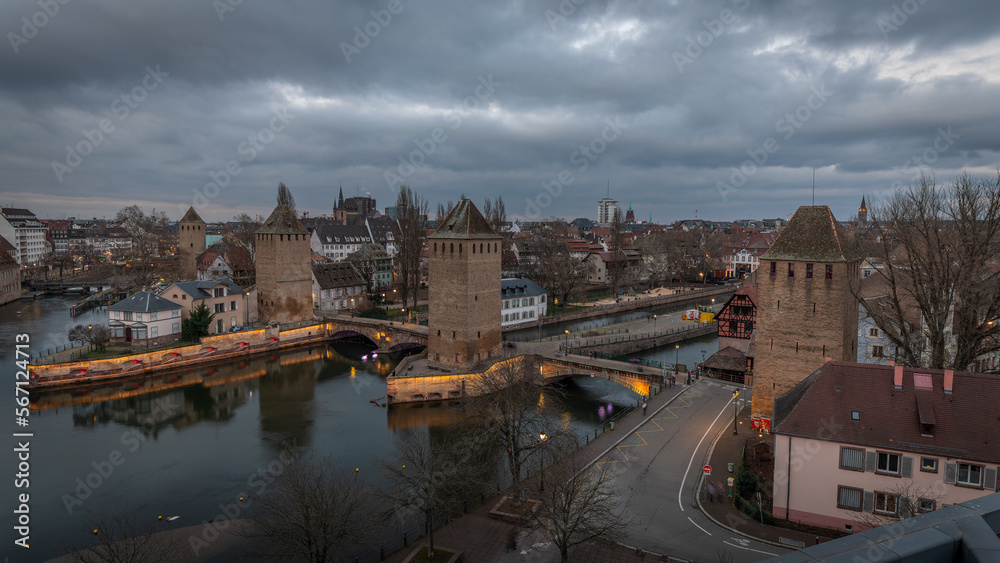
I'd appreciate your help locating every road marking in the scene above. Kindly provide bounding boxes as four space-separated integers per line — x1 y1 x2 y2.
687 516 712 536
677 393 734 511
723 540 778 556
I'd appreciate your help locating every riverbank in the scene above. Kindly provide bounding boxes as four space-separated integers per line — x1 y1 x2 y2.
29 323 328 388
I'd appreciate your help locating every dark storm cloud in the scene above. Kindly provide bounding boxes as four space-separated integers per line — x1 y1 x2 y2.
1 0 998 223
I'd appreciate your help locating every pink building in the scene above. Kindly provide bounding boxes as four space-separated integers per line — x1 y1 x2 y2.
772 362 999 533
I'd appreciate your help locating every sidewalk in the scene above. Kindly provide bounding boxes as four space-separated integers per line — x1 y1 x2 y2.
378 381 693 562
698 406 834 549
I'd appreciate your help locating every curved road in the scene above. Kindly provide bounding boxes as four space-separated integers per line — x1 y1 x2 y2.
595 379 788 562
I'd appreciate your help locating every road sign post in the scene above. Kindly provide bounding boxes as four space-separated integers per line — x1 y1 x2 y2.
703 465 711 476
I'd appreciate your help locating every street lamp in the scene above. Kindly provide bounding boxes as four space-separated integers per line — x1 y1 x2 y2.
564 330 570 354
733 389 740 435
539 433 548 491
733 389 740 436
653 314 657 332
700 272 705 285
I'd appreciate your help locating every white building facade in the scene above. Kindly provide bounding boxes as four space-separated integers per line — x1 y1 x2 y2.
501 278 548 327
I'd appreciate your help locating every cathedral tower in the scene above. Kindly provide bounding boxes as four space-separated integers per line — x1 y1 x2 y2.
255 187 313 324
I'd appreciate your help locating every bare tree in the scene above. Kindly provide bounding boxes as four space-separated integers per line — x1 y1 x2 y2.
526 433 631 563
852 481 946 530
224 213 262 264
69 323 111 353
114 205 169 287
276 181 296 211
67 508 178 563
483 196 507 234
466 354 552 493
435 200 454 222
521 220 589 305
392 186 428 309
379 428 487 560
607 208 630 296
237 456 380 563
852 172 1000 370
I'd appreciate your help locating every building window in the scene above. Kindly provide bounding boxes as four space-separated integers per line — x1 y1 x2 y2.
920 458 938 473
123 312 133 321
869 327 879 338
172 309 180 318
172 323 180 334
837 486 862 511
806 263 813 278
958 463 983 487
770 262 776 276
918 499 936 513
214 303 225 314
231 300 237 310
214 288 225 298
874 492 898 514
151 326 158 338
872 345 884 358
826 264 833 279
150 311 158 321
876 452 900 475
788 263 794 277
840 447 864 471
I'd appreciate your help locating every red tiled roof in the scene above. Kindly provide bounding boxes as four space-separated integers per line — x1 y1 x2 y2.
774 362 1000 464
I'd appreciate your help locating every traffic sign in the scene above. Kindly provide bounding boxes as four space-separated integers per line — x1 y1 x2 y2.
703 465 712 476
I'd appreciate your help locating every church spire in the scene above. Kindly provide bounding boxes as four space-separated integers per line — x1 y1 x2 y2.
337 185 344 209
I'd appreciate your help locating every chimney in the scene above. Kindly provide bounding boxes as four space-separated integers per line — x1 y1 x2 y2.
944 369 954 394
824 356 832 363
894 365 903 389
887 359 894 367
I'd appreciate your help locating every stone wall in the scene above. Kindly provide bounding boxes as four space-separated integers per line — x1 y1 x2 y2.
177 219 205 281
387 355 533 404
255 231 313 324
427 237 502 369
750 259 859 421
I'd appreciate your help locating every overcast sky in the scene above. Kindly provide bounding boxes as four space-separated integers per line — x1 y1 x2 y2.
2 0 998 224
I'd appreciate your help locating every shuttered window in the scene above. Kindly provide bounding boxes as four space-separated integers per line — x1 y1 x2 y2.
840 447 864 471
838 486 862 510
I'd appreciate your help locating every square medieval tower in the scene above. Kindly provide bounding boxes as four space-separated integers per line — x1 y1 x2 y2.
427 199 502 370
750 206 861 426
177 206 206 281
255 203 313 324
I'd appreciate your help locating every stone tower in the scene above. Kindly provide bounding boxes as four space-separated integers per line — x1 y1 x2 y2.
255 198 313 324
177 206 206 280
750 206 861 427
427 198 502 370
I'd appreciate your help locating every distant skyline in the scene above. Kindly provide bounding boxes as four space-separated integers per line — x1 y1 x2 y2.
2 0 998 224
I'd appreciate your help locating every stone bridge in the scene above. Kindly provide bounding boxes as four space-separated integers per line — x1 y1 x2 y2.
323 316 428 352
540 354 665 397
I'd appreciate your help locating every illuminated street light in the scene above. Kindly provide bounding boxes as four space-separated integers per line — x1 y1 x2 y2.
564 330 570 354
733 389 740 436
653 314 657 332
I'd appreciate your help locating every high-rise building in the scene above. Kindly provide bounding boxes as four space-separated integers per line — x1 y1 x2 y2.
177 206 206 280
427 199 501 370
749 206 861 429
597 197 619 225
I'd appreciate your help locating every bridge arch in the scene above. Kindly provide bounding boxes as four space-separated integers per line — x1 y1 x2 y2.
540 358 659 398
329 330 377 347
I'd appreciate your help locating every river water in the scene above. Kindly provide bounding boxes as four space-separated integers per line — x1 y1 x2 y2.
1 296 668 562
